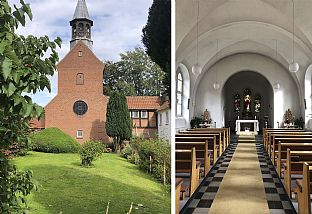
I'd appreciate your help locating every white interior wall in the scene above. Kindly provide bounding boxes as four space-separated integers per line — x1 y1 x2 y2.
193 53 301 128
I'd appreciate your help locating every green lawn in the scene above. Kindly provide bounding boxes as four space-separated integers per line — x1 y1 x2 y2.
13 152 170 214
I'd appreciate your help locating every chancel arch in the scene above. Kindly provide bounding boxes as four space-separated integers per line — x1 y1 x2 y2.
304 64 312 129
222 71 273 131
193 53 300 128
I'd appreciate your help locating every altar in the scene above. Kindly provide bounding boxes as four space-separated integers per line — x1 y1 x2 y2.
235 119 259 135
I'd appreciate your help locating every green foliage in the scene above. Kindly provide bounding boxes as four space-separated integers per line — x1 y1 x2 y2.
124 137 171 185
103 47 165 96
0 154 37 213
142 0 171 96
0 0 61 212
120 144 132 159
294 117 304 129
106 92 132 152
31 128 80 153
79 140 106 167
190 116 203 128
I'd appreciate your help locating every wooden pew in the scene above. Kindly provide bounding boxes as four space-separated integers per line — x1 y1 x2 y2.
175 178 183 214
176 148 200 197
284 149 312 198
191 128 230 148
295 162 312 214
175 135 217 163
276 143 312 177
265 130 307 153
263 128 303 151
179 131 224 155
175 141 211 176
270 135 312 164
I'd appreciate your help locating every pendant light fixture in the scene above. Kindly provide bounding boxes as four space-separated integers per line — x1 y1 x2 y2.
192 0 201 75
289 0 299 73
213 39 220 90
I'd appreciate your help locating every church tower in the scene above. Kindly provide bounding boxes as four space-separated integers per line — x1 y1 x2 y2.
44 0 108 143
70 0 93 50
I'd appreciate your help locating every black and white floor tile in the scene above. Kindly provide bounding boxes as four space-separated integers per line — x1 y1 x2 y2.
179 135 297 214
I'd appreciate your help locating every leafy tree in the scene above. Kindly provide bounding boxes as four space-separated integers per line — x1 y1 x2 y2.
0 0 61 212
105 92 132 153
142 0 171 96
103 47 165 96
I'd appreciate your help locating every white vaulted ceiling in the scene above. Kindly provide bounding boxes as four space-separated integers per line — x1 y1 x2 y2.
176 0 312 79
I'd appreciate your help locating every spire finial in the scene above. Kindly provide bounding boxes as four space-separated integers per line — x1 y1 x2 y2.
73 0 90 20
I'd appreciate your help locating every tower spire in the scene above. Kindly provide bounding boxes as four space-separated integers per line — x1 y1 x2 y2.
73 0 90 20
70 0 93 50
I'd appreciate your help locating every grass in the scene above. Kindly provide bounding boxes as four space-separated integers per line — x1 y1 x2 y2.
13 152 170 214
31 128 80 153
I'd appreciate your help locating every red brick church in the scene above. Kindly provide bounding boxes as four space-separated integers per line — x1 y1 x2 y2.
31 0 166 143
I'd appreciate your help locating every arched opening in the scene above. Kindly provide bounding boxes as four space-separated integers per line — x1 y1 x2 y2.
86 24 91 38
78 23 84 36
175 64 190 130
222 71 274 132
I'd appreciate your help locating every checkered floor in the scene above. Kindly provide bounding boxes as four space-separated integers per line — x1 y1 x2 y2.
179 135 297 214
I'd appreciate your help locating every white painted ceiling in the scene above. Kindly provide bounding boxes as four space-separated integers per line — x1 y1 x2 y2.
176 0 312 78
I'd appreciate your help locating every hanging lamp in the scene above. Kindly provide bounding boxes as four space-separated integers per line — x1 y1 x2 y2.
192 0 201 75
289 0 299 73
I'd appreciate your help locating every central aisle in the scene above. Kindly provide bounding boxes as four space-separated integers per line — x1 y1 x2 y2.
209 135 269 214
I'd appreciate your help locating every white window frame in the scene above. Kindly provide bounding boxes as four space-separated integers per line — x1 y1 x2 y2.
78 51 83 57
76 130 83 139
141 110 148 118
132 110 139 118
176 72 183 116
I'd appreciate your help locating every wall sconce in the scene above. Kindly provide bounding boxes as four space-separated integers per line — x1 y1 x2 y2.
213 82 220 90
273 83 280 90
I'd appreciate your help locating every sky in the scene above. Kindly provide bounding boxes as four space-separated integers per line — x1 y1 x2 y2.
10 0 153 106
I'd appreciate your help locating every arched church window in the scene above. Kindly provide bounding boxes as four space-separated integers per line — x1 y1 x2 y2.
73 24 77 38
78 23 84 36
86 24 90 38
76 73 84 85
176 72 183 116
234 93 241 112
73 100 88 116
254 94 261 113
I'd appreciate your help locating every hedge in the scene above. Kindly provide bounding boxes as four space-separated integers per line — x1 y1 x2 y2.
31 128 80 153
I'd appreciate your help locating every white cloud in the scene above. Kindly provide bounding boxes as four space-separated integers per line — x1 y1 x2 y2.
10 0 153 106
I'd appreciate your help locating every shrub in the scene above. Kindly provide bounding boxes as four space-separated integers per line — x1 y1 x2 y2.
121 144 133 159
79 140 106 167
136 138 171 185
0 155 37 213
31 128 80 153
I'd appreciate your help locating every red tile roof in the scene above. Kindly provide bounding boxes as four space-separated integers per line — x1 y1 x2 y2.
126 96 161 110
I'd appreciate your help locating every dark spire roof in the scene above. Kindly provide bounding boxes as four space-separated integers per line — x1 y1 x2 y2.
73 0 90 20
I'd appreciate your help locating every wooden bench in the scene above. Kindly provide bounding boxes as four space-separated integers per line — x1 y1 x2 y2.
175 178 183 214
176 148 201 197
190 128 230 148
284 149 312 198
276 143 312 177
179 131 225 155
176 135 218 163
263 128 303 151
295 162 312 214
175 141 211 176
270 136 312 164
265 130 307 153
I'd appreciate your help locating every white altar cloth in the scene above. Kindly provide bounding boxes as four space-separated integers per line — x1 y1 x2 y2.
235 119 259 135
